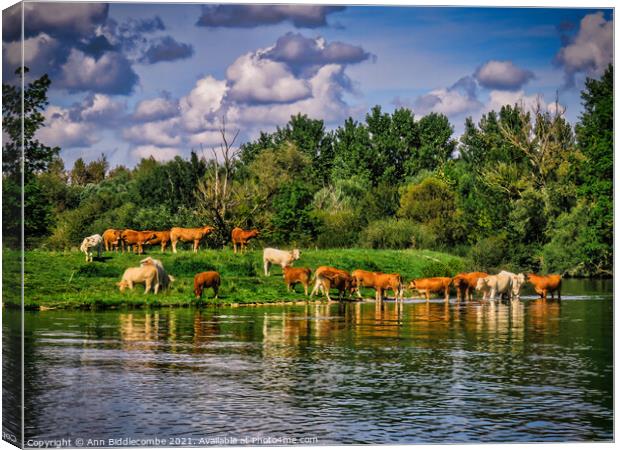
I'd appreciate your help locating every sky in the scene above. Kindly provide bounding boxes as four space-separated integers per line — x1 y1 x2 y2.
1 2 614 168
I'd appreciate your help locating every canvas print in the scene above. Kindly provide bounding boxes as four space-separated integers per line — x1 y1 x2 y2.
2 1 614 447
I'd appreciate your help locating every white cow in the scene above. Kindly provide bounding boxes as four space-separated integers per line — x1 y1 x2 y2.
117 265 159 294
499 270 526 300
80 234 102 262
140 257 175 291
476 271 526 301
263 248 301 276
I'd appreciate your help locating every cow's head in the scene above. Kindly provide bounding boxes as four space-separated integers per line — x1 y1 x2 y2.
476 277 489 290
291 249 301 260
203 226 215 234
116 281 129 292
250 229 259 237
140 257 154 266
408 280 417 289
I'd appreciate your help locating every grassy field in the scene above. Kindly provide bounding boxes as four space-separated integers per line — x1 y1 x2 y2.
6 247 468 310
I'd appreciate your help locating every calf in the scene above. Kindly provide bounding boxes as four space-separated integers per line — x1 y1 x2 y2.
231 227 259 254
283 267 312 296
194 272 221 299
527 273 562 300
102 229 123 252
452 272 488 301
117 265 159 294
409 277 452 301
316 269 352 302
263 247 301 276
80 234 102 262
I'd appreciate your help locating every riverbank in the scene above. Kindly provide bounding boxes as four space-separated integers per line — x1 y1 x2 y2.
5 248 468 310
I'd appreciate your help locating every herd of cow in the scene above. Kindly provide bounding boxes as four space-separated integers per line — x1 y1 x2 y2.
78 227 563 302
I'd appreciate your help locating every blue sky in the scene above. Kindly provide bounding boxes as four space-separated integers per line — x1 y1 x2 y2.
2 3 613 168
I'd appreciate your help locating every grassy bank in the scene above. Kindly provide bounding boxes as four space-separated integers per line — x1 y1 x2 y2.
7 248 468 310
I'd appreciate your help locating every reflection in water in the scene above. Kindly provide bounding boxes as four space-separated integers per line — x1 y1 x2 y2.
12 289 613 445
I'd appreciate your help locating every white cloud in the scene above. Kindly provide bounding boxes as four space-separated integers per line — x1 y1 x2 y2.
123 117 182 146
475 60 534 90
179 75 228 132
133 96 179 122
226 52 311 104
414 88 482 117
79 94 125 123
132 145 180 162
37 106 98 148
555 12 612 84
486 90 543 113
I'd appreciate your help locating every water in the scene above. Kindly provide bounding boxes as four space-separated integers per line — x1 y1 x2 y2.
5 279 613 445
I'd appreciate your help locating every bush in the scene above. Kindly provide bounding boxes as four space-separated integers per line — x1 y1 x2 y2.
359 218 437 249
468 234 510 272
314 208 362 248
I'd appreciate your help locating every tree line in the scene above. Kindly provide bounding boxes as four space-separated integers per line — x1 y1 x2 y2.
2 65 613 277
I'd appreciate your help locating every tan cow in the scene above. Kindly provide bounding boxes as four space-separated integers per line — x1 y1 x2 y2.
310 266 350 296
231 227 259 254
145 231 171 252
409 277 452 301
373 273 404 302
140 257 175 291
121 229 157 254
452 271 488 301
283 267 312 296
194 272 221 299
117 265 159 294
527 273 562 300
102 229 123 252
316 269 352 302
170 226 214 253
351 269 377 298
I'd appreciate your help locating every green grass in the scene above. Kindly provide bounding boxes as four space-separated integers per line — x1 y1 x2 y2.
8 247 468 310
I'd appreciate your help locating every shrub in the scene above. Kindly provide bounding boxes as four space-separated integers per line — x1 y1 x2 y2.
468 234 510 272
359 218 436 249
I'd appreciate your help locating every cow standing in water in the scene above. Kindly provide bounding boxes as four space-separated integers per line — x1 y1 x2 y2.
231 227 259 254
170 226 214 253
527 274 562 300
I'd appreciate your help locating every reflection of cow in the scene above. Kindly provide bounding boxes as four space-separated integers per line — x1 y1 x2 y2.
263 248 301 276
145 231 171 252
527 273 562 300
170 226 214 253
194 272 220 299
80 234 102 262
452 272 488 301
117 265 159 294
140 257 175 291
231 227 259 254
121 230 157 254
283 267 312 296
102 229 123 252
409 277 451 301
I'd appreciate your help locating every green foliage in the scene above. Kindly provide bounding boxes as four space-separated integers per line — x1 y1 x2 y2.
468 234 510 272
270 181 317 245
359 218 436 249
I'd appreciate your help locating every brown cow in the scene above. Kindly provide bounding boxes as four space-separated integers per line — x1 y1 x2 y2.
283 267 312 296
452 272 488 301
121 229 157 254
351 269 377 298
527 273 562 300
231 227 259 254
102 229 123 252
409 277 452 301
194 271 221 299
170 226 214 253
373 273 404 302
310 266 350 297
145 230 171 252
316 269 352 302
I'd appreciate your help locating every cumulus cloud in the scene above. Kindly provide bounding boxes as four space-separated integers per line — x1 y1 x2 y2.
262 32 374 76
402 75 482 118
132 145 180 162
555 12 613 85
133 95 179 122
475 60 535 90
196 5 345 28
486 89 543 113
2 33 61 80
3 3 109 42
78 94 126 124
37 106 99 148
123 118 182 147
226 52 311 104
179 75 229 132
141 36 194 63
58 49 139 95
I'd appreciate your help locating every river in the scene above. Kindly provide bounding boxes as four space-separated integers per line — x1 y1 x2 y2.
4 279 613 445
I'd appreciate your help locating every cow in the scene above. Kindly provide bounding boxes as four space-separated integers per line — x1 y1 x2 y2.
452 272 488 302
263 248 301 276
316 269 353 302
80 234 103 262
194 271 221 299
373 273 404 302
351 269 377 298
121 229 157 255
170 226 214 253
102 229 123 252
310 266 350 296
527 273 562 300
409 277 452 301
499 270 526 300
231 227 259 254
283 267 312 296
145 231 171 252
117 265 159 294
140 257 175 291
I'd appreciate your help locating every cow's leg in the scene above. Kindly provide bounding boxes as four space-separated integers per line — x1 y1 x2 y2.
264 260 270 276
172 239 177 254
213 284 219 299
444 286 449 302
193 240 199 253
128 281 134 290
233 242 237 254
154 280 159 295
303 282 308 296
